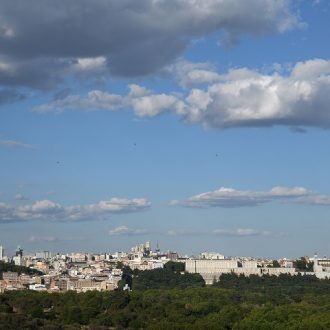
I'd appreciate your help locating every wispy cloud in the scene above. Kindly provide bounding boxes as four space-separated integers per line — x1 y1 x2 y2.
34 91 125 113
107 227 271 237
0 139 35 149
166 228 271 237
0 197 151 223
109 225 149 236
16 182 33 189
28 235 59 243
0 88 26 105
45 191 57 196
167 229 204 237
212 228 270 237
170 186 330 208
33 84 185 117
14 193 30 201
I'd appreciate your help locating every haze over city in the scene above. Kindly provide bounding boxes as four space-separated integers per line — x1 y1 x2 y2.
1 0 330 258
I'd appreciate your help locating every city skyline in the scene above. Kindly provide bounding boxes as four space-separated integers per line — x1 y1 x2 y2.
1 0 330 258
0 241 326 262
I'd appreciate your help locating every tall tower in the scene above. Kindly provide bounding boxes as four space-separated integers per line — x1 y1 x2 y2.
0 245 4 260
156 241 160 253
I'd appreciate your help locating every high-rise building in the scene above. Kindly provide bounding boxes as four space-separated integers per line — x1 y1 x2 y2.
35 251 51 259
0 245 4 260
16 245 23 257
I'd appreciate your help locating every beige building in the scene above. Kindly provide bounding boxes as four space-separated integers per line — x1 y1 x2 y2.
185 259 239 284
186 259 238 274
186 259 298 284
2 271 19 282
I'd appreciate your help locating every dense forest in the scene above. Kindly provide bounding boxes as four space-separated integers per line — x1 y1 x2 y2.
0 265 330 329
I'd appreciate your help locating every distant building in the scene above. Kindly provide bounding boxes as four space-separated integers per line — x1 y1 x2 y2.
186 258 297 284
29 284 47 291
58 278 70 291
2 272 19 282
16 246 23 257
13 255 23 266
260 267 296 276
70 253 87 262
186 259 238 274
0 245 4 260
112 251 127 259
186 259 239 284
131 241 151 256
35 251 51 259
34 261 49 273
241 260 258 268
201 252 225 260
167 251 179 261
314 257 330 279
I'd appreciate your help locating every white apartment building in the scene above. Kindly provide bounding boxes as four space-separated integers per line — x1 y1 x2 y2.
13 255 23 266
186 258 299 284
186 259 238 284
261 267 296 276
0 245 4 260
313 258 330 279
128 259 165 271
29 284 47 291
241 260 258 268
201 252 225 260
35 251 51 259
131 242 151 255
186 259 238 274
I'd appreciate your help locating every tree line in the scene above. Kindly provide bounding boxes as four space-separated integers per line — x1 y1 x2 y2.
0 263 330 329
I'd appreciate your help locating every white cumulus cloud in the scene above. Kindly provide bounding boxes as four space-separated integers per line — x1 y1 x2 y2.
34 58 330 130
0 197 151 223
181 59 330 129
73 56 107 73
172 60 222 87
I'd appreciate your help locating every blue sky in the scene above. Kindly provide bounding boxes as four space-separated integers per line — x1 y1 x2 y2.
0 0 330 258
